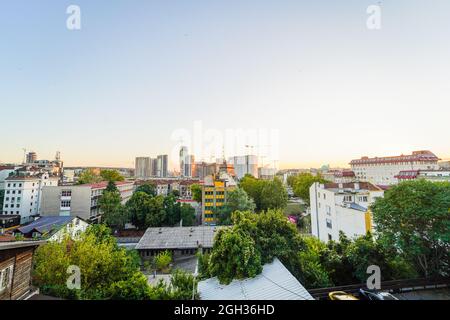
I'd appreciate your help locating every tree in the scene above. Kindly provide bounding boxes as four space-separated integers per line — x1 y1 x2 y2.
292 173 328 205
170 269 198 300
136 183 157 197
33 225 152 300
105 180 118 193
239 175 264 210
77 168 102 185
99 190 126 230
162 194 181 226
155 250 172 272
371 180 450 278
208 227 262 285
180 203 196 226
126 192 165 229
191 184 202 203
216 188 255 225
259 178 288 211
100 169 124 182
145 195 166 227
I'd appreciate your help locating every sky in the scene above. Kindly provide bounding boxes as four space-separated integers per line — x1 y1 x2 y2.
1 0 449 170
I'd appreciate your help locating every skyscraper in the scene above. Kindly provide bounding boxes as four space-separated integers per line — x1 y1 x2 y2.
26 152 37 164
157 155 168 177
135 157 152 179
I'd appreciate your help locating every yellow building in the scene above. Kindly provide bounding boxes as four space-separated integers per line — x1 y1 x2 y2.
202 172 237 225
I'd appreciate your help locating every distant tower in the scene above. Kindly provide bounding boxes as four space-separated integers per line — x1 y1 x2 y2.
55 151 61 161
26 151 37 164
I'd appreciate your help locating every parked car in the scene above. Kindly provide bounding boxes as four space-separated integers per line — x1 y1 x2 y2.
359 289 398 300
329 291 359 300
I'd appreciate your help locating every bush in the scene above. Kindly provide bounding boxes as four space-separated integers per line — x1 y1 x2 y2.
154 251 172 272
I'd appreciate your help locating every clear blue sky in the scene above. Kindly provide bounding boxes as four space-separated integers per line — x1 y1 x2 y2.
1 0 450 168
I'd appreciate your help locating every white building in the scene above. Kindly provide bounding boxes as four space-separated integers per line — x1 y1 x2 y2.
322 170 356 183
229 155 258 180
309 182 384 242
350 150 440 186
395 169 450 182
0 166 16 190
2 172 59 224
15 216 89 242
258 166 277 180
135 157 153 179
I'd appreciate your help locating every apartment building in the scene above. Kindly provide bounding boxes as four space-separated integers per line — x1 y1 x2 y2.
350 150 440 186
309 182 384 242
2 172 59 224
322 170 356 183
395 169 450 182
135 157 153 179
202 172 237 225
40 181 134 222
229 155 258 180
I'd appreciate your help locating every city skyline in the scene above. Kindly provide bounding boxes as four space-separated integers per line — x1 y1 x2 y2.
1 1 450 169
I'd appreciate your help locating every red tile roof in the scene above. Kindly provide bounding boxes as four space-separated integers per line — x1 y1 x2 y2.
323 182 382 191
350 150 440 165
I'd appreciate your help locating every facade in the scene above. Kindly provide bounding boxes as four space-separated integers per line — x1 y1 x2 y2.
322 170 356 183
156 155 168 178
136 226 219 260
25 152 37 164
2 172 59 224
350 150 440 186
258 166 277 180
229 155 258 180
309 182 384 242
395 169 450 182
202 172 237 225
135 178 199 199
135 157 153 179
40 181 134 222
15 216 89 241
0 166 16 191
0 241 45 300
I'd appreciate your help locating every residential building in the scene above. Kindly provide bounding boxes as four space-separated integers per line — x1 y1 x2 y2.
0 166 16 190
322 169 356 183
25 152 37 164
135 226 220 260
350 150 440 186
395 169 450 182
136 178 199 199
15 216 89 241
202 172 237 225
258 166 277 180
309 182 384 242
135 157 153 179
2 172 59 224
194 162 220 180
198 258 314 300
40 181 134 222
438 160 450 170
156 155 168 178
229 155 258 180
0 240 45 300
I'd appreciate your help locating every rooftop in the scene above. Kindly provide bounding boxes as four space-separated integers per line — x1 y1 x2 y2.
17 216 79 236
135 226 221 250
198 258 314 300
0 240 46 251
350 150 440 165
323 182 382 192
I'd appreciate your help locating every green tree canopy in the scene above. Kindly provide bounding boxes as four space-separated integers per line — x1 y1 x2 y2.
136 183 157 197
371 180 450 278
77 168 102 185
239 175 288 212
99 190 126 230
291 173 329 205
190 184 202 203
180 203 196 226
100 169 125 182
216 187 255 225
208 227 262 285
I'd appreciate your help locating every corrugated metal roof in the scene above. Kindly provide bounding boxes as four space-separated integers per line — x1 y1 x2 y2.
198 258 314 300
135 226 221 250
17 216 75 235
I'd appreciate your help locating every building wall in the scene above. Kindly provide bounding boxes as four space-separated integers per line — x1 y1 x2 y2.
48 218 90 242
2 174 59 224
0 247 35 300
40 186 93 220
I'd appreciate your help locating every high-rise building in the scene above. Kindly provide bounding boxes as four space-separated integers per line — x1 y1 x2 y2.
179 146 195 177
157 155 168 178
135 157 152 179
229 155 258 180
26 152 37 164
202 172 237 225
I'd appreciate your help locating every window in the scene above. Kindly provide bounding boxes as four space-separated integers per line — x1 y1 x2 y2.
328 234 332 241
61 190 72 197
18 190 21 194
326 218 332 229
0 265 14 292
61 200 71 208
323 194 326 200
326 205 331 215
343 195 353 202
